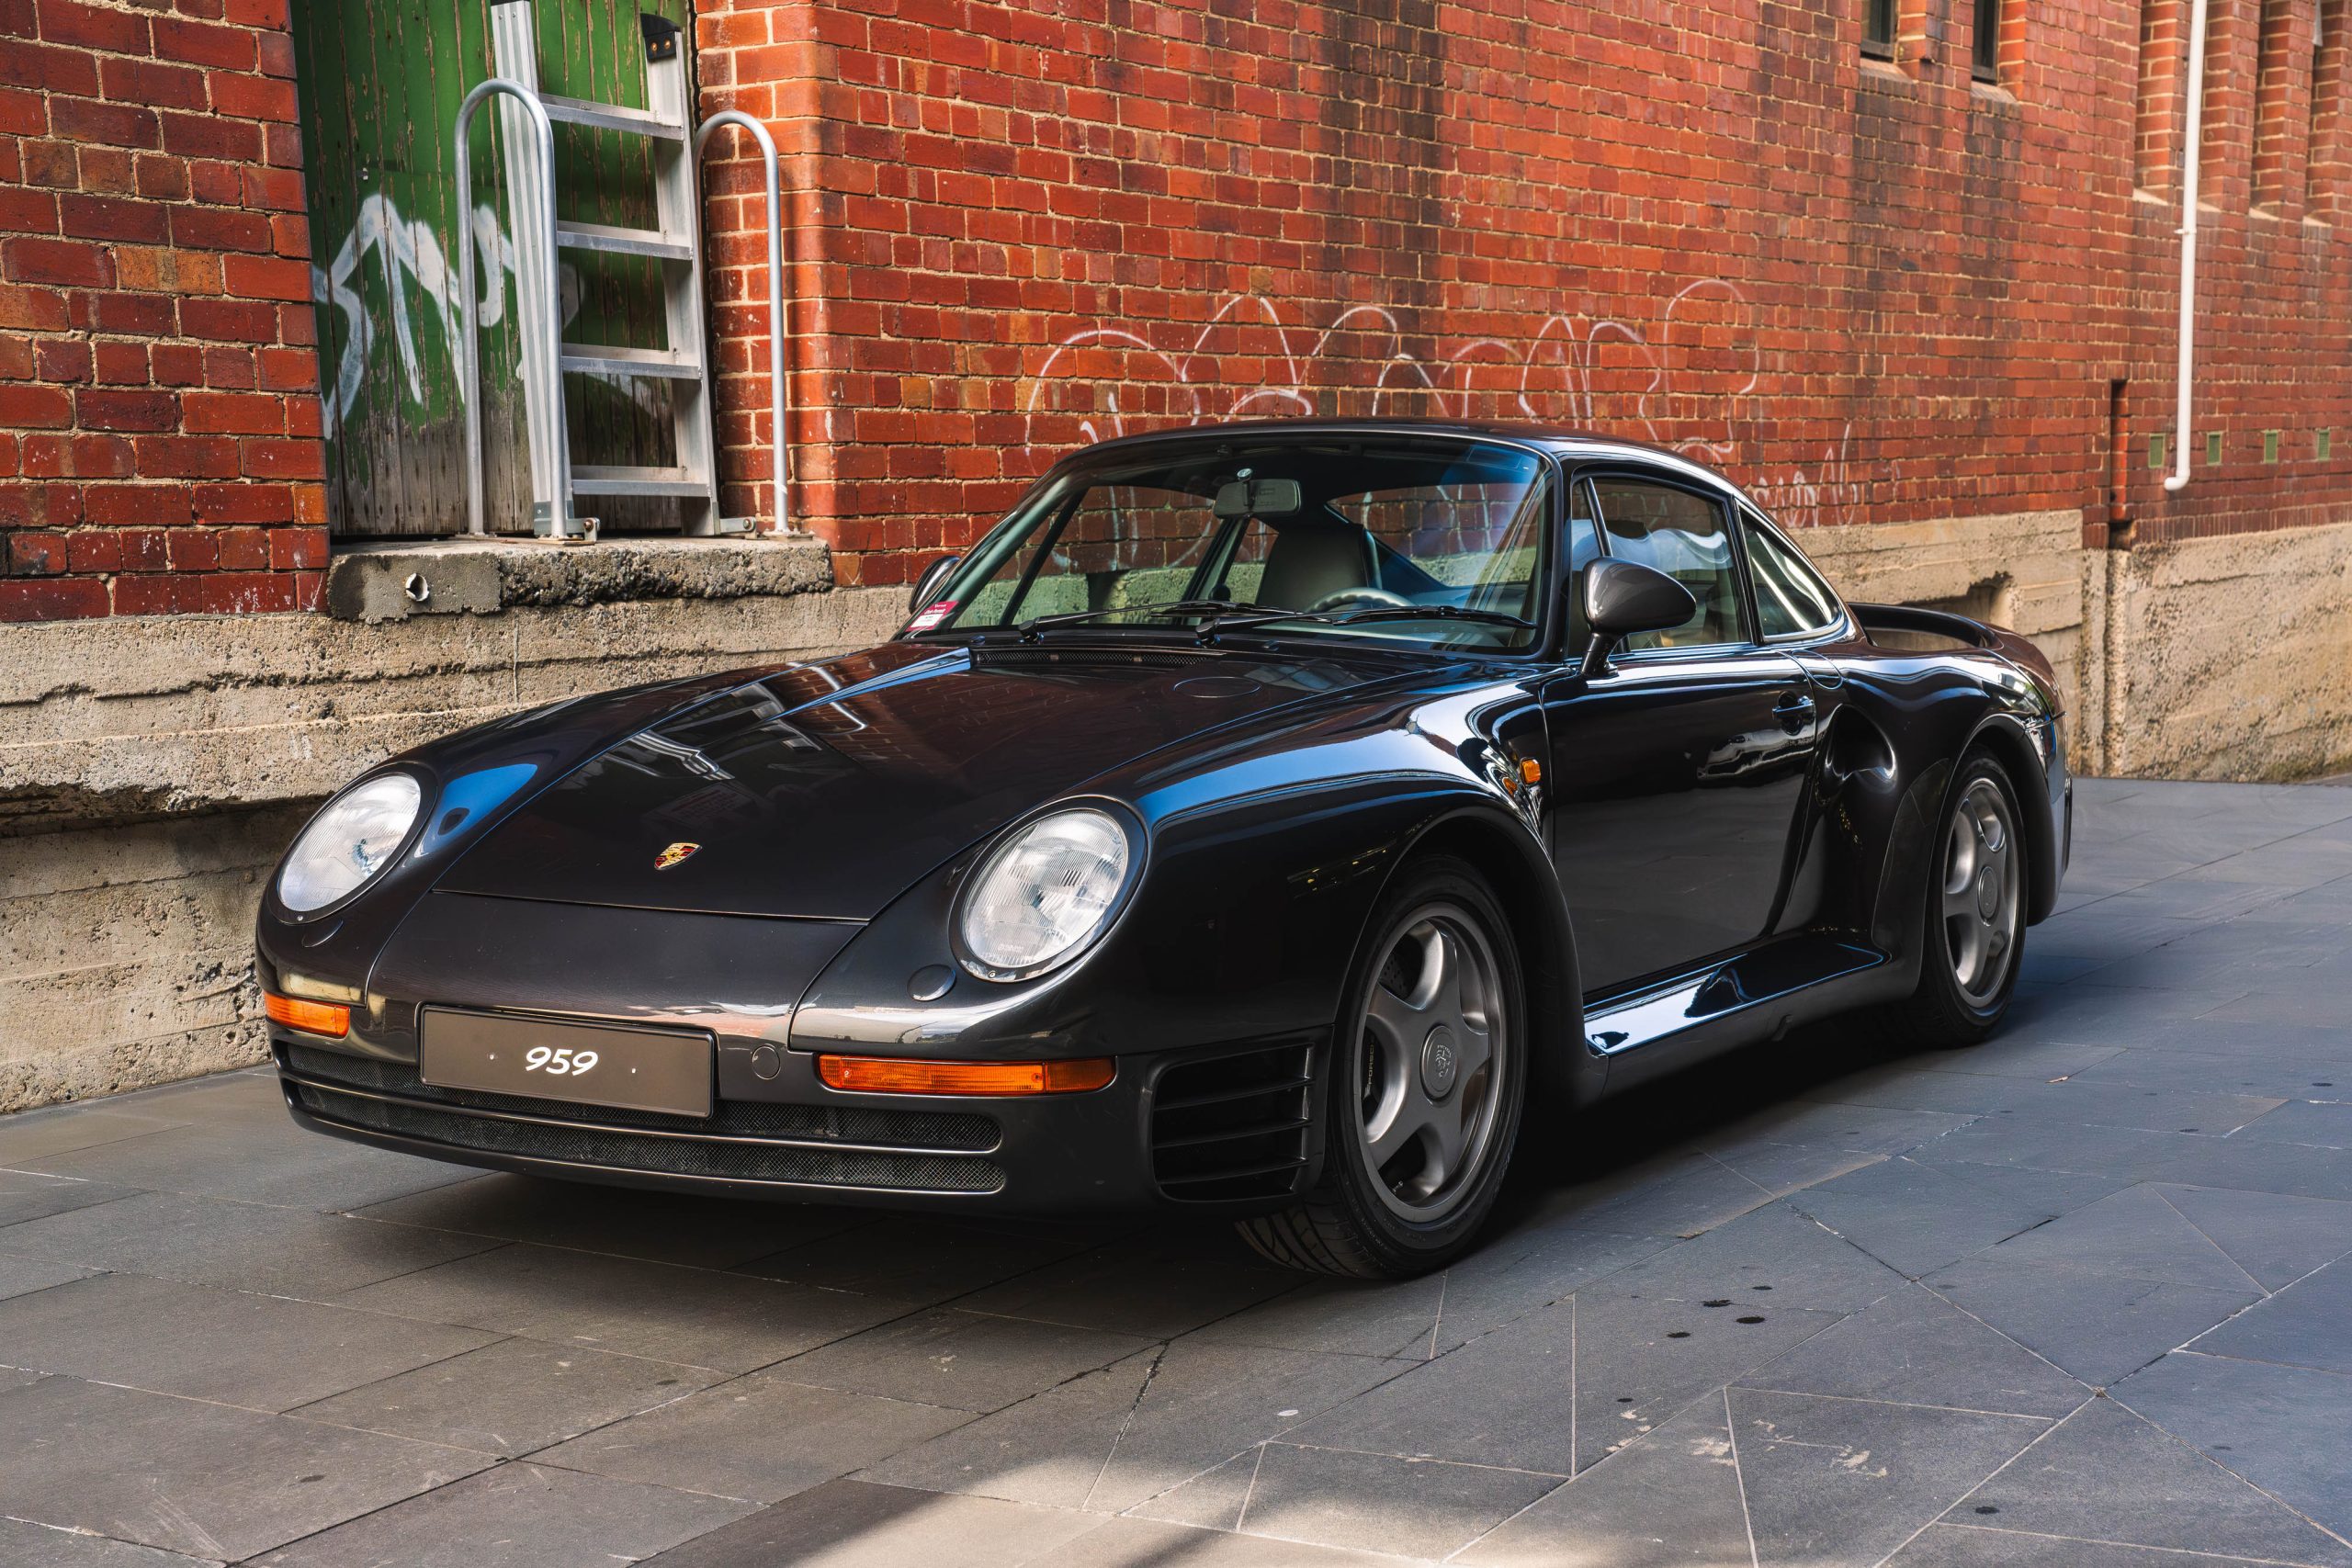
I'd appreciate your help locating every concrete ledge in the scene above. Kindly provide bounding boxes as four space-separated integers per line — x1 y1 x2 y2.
323 534 838 623
0 542 905 831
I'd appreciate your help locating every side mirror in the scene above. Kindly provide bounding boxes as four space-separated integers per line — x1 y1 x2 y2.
908 554 961 616
1577 558 1696 677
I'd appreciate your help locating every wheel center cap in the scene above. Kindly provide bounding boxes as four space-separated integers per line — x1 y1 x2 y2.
1420 1025 1459 1100
1975 866 2000 919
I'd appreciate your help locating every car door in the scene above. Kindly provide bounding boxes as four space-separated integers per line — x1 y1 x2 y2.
1541 469 1822 998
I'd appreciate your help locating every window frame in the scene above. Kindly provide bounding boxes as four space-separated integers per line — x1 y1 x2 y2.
1863 0 1898 60
1573 463 1756 659
1739 505 1853 646
1972 0 2003 83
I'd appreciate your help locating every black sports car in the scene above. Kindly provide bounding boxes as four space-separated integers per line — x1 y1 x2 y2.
257 421 2070 1277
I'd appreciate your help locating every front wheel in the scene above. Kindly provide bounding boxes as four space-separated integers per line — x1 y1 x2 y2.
1238 855 1526 1278
1885 751 2028 1049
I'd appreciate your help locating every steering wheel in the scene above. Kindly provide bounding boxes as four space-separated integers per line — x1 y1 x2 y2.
1306 586 1412 614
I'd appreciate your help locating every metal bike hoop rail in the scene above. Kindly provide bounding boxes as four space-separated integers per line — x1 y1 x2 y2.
694 110 791 536
455 77 569 537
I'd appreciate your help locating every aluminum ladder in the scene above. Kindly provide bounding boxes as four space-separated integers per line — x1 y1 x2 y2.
456 2 729 540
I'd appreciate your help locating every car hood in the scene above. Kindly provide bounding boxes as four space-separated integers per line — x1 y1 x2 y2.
436 640 1414 919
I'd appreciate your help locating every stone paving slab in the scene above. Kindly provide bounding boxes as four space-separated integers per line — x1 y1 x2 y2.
2 778 2351 1565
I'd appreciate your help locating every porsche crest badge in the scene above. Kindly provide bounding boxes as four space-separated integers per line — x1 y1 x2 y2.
653 841 701 871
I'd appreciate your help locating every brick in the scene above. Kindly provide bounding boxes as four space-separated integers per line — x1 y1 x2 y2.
0 575 107 619
130 433 236 476
38 0 148 54
255 345 313 390
63 527 120 570
3 236 112 288
33 338 89 381
0 382 73 426
191 478 286 522
85 482 186 523
266 519 322 567
151 15 252 68
91 341 148 382
58 193 170 243
206 68 294 120
177 295 270 341
6 530 66 574
181 389 278 432
0 85 48 135
168 203 269 252
99 56 208 111
164 525 216 570
220 252 306 300
49 95 159 149
237 434 319 478
75 388 176 431
108 571 176 614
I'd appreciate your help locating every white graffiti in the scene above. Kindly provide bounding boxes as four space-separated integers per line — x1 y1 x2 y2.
311 190 604 434
1018 284 1866 528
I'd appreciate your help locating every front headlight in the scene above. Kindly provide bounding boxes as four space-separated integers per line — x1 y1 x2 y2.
956 807 1136 980
277 773 424 913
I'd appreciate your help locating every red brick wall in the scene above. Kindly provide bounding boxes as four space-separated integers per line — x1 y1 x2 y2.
0 0 325 621
691 0 2352 583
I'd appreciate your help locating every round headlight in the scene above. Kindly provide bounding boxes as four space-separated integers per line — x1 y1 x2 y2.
277 773 424 913
956 807 1136 980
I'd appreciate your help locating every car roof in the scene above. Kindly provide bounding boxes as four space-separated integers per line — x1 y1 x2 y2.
1062 419 1751 504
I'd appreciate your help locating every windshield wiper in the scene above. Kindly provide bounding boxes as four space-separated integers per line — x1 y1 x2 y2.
1329 605 1536 631
1014 598 1256 640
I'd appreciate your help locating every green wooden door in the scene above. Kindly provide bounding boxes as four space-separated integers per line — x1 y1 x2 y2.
292 0 691 536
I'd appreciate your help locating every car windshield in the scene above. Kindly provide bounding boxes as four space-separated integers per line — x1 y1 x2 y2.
923 435 1553 651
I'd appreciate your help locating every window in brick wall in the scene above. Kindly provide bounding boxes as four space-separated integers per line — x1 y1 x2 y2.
1864 0 1897 59
1973 0 2006 81
2137 0 2180 191
2309 0 2346 219
2254 0 2300 209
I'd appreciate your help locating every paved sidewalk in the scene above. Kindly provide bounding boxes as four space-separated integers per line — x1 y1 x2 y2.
6 777 2352 1566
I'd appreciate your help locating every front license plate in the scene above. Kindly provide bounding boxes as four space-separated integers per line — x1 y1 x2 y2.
419 1009 714 1118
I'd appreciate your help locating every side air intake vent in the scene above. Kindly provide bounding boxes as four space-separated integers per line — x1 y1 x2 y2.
1150 1040 1313 1202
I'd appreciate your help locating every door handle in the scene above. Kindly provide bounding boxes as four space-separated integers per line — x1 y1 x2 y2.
1771 691 1816 731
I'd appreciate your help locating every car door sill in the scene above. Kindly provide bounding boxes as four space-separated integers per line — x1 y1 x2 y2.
1583 934 1891 1076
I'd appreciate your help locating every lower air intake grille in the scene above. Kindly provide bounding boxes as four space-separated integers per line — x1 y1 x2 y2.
278 1043 1004 1194
1150 1040 1313 1202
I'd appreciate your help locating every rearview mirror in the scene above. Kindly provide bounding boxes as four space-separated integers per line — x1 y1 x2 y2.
908 554 961 616
1213 478 1304 521
1577 558 1696 677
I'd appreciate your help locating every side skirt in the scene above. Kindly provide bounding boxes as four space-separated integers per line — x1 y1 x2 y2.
1585 933 1910 1094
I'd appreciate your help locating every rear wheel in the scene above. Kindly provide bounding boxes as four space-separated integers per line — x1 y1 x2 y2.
1238 856 1526 1278
1885 751 2027 1048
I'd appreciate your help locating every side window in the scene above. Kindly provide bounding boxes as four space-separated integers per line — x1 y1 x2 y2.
1589 477 1742 650
1744 513 1843 638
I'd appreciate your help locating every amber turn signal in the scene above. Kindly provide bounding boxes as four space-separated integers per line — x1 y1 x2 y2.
264 991 350 1038
816 1054 1114 1096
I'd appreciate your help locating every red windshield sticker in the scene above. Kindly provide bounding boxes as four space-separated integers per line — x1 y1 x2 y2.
909 601 956 631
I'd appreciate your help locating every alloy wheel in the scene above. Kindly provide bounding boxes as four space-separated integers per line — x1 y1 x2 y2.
1352 904 1510 1222
1942 776 2021 1005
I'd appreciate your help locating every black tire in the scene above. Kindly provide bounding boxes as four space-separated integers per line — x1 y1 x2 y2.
1237 854 1527 1278
1884 750 2029 1049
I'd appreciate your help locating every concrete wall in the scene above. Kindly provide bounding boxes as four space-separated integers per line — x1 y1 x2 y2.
0 535 902 1111
2096 520 2352 781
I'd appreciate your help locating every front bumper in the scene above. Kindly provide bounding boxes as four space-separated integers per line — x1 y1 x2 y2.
274 1031 1318 1217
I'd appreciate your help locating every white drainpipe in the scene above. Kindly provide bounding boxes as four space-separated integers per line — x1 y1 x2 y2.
2166 0 2211 491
